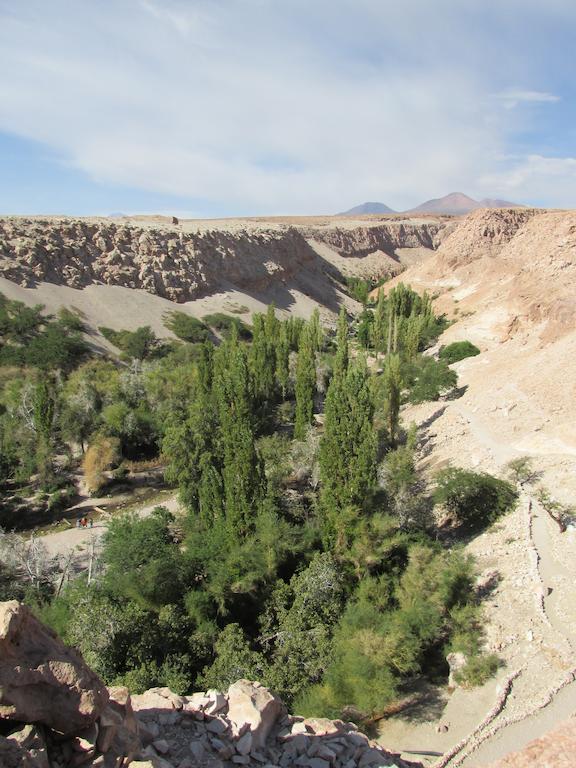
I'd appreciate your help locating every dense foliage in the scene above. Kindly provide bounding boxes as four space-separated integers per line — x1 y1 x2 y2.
0 288 506 721
439 340 481 365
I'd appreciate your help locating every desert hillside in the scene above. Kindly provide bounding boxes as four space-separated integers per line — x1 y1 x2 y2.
1 206 575 768
0 214 446 340
373 207 576 764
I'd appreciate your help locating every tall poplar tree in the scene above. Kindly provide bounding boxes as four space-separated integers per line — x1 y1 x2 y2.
319 359 377 549
382 353 402 444
214 328 264 538
333 307 349 379
294 323 316 440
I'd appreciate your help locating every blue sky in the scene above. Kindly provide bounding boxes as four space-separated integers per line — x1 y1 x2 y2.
0 0 575 216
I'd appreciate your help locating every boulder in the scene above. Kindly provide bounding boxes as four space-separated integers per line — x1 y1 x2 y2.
227 680 283 748
0 735 41 768
131 687 186 712
2 724 50 768
446 651 468 689
0 601 109 734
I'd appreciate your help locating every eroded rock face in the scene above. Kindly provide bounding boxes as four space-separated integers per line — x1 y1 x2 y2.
0 601 108 734
0 216 445 303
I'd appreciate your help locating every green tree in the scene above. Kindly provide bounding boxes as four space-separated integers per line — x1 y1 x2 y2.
406 356 457 404
249 314 276 405
164 311 210 343
319 359 377 549
381 353 402 444
275 322 290 398
439 341 480 365
262 553 346 703
294 324 316 440
333 307 349 378
198 623 264 690
214 330 264 539
434 468 517 529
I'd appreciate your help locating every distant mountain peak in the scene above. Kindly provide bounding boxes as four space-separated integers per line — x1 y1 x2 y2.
408 192 522 215
338 201 397 216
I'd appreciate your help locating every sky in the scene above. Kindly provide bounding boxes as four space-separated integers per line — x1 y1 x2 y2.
0 0 575 216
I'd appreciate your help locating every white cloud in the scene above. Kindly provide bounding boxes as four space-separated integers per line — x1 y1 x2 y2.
494 90 561 109
0 0 573 212
479 155 576 207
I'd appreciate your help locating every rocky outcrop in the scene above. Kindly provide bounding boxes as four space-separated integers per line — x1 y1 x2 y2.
128 680 420 768
0 218 322 302
0 601 108 734
301 220 445 258
430 207 539 268
0 216 446 304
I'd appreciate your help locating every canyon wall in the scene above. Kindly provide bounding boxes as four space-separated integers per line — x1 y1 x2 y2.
0 216 446 304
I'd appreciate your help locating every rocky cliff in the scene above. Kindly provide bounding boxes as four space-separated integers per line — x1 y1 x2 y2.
0 216 446 304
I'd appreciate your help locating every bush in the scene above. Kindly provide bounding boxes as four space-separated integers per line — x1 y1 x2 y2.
454 654 500 688
83 436 120 494
163 312 210 343
202 313 252 340
99 326 158 360
434 468 517 529
405 356 457 403
439 341 480 365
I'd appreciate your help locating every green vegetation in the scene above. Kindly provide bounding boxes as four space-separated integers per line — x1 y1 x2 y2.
439 340 480 364
202 313 252 340
163 311 210 343
0 286 507 721
434 468 518 529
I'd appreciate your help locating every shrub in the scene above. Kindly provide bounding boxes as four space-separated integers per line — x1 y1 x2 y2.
434 468 517 529
99 326 158 360
163 311 210 343
439 341 480 365
83 436 120 494
454 654 500 688
406 356 457 403
202 313 252 340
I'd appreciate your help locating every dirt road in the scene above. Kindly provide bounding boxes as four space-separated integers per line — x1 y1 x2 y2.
38 493 181 573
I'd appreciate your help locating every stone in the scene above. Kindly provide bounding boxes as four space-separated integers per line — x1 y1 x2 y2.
204 690 228 716
303 759 329 768
131 688 186 712
0 601 109 734
189 740 205 761
235 731 253 755
4 725 50 768
0 735 41 768
153 739 171 755
446 651 468 688
302 718 340 736
227 680 283 748
206 717 229 734
358 747 390 767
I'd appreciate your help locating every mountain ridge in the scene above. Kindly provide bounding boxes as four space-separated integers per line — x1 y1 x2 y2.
340 192 523 217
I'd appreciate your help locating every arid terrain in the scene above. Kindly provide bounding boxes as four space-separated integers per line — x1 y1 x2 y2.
0 213 446 346
375 207 576 764
1 206 575 766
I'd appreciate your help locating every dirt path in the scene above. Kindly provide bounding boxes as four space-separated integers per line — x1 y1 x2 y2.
39 493 181 573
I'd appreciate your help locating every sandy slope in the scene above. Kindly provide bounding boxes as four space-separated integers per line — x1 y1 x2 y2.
376 207 576 765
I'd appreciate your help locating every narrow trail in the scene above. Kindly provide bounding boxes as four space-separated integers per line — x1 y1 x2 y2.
37 493 180 574
441 490 576 767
